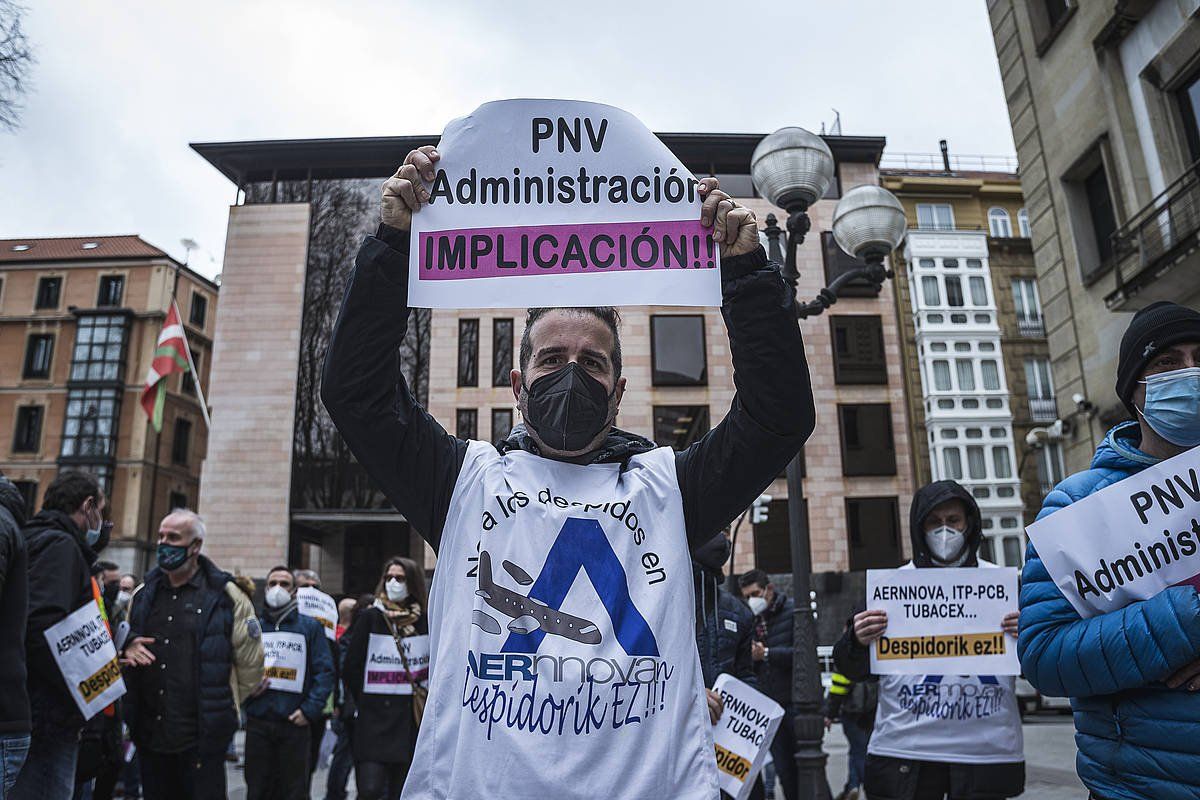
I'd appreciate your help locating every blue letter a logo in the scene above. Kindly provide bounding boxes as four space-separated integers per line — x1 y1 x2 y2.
501 518 659 657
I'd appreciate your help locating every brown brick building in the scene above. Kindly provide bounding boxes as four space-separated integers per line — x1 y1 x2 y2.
0 235 218 573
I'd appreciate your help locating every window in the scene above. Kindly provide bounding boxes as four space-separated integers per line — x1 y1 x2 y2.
1179 70 1200 162
457 319 479 387
35 277 62 309
12 406 43 453
1032 0 1075 55
921 276 940 306
69 314 128 382
988 208 1012 238
651 315 707 386
968 276 988 306
456 409 478 439
993 446 1013 479
1081 161 1118 274
956 360 975 391
1017 208 1031 238
169 491 188 511
945 277 964 307
491 408 513 446
943 258 959 269
981 360 1001 391
60 387 120 458
97 276 124 307
838 404 896 476
932 360 951 391
1043 0 1070 27
23 334 54 379
1037 442 1066 493
189 293 208 328
820 233 877 297
492 318 514 387
1024 358 1054 399
831 316 886 384
846 497 903 570
1012 278 1043 336
753 498 795 573
943 448 963 479
182 345 200 395
653 406 709 450
1002 536 1023 568
916 204 955 231
967 446 987 479
12 481 36 517
171 418 192 465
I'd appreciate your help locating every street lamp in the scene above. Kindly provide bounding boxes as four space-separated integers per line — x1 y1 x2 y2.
751 127 907 800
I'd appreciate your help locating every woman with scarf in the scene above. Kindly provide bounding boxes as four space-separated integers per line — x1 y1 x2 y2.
342 557 429 800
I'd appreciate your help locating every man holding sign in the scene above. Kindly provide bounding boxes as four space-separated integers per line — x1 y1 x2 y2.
833 481 1025 800
1020 302 1200 800
322 100 815 800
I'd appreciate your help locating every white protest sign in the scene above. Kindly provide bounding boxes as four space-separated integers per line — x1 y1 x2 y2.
43 600 126 719
363 633 430 695
1026 445 1200 618
866 567 1019 676
711 674 783 800
262 631 307 693
408 99 720 309
296 587 337 641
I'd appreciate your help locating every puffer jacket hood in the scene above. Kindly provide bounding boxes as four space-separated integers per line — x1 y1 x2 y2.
1091 419 1157 471
908 480 982 568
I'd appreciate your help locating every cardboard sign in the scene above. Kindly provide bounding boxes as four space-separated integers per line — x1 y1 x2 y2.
1026 445 1200 618
296 587 337 641
408 99 720 309
44 600 126 719
262 631 307 693
363 633 430 695
711 674 783 800
866 567 1019 676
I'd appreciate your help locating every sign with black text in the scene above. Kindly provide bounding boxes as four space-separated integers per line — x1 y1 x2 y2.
296 587 337 641
44 600 126 719
711 674 783 800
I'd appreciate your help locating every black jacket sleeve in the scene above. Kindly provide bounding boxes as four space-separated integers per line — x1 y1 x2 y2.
832 625 872 683
26 536 89 681
321 227 468 551
341 611 371 705
675 247 815 550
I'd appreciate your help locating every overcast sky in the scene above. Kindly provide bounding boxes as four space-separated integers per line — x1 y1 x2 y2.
0 1 1014 280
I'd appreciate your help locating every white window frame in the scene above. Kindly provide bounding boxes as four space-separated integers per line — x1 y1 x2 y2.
988 207 1012 237
1017 207 1031 238
917 203 955 231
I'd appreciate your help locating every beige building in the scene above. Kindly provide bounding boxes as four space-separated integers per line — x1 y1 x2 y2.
0 235 218 572
194 133 914 607
882 161 1057 556
988 0 1200 472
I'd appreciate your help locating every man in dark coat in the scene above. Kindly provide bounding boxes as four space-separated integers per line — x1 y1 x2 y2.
0 475 29 795
739 568 797 800
13 471 107 800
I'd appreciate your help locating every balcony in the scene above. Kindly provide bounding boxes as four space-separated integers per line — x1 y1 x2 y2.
1028 397 1058 423
1105 161 1200 311
1016 316 1045 338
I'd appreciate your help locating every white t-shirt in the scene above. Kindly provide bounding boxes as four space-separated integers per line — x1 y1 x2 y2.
867 560 1024 764
401 443 720 800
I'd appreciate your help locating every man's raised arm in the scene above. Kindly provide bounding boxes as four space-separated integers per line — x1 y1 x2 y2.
321 147 466 551
676 192 816 549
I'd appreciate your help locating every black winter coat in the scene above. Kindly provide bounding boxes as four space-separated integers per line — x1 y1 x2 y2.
125 556 241 756
342 605 428 764
0 478 28 734
24 509 97 735
751 593 795 706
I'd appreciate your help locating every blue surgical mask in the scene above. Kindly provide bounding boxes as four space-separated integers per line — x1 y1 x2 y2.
85 526 102 547
1139 367 1200 447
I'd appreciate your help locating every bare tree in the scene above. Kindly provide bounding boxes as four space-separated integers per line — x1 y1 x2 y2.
0 1 33 131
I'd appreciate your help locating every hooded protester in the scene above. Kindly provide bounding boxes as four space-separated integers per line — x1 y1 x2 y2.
833 481 1025 800
13 470 109 800
243 566 334 800
320 147 814 800
0 475 29 797
341 557 430 800
1019 302 1200 800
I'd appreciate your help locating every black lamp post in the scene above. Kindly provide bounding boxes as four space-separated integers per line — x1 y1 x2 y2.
751 129 908 800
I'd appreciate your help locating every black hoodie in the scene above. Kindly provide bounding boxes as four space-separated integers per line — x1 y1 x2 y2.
0 478 29 733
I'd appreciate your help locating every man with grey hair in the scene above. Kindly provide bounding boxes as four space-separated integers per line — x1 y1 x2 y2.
120 509 263 800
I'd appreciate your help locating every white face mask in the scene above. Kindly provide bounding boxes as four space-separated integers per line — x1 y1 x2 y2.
925 525 968 565
265 585 292 609
386 578 409 603
747 596 768 616
116 590 132 608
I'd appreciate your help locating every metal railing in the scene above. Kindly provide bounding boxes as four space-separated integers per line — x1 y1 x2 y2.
1017 316 1045 338
1028 397 1058 423
880 152 1020 173
1110 159 1200 294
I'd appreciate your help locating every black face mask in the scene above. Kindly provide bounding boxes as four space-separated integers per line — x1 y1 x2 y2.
523 362 614 453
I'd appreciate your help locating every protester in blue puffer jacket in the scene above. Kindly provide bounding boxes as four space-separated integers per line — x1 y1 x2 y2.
1019 302 1200 800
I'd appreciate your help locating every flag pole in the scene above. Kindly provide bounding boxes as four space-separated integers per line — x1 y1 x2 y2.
175 298 212 430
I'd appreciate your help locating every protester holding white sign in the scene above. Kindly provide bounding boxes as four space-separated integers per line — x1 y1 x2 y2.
43 599 126 720
1019 302 1200 800
322 98 816 800
834 481 1025 800
710 674 783 800
296 584 338 641
342 557 430 800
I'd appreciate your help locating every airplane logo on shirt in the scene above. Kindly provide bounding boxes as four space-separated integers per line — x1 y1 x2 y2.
474 550 603 645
